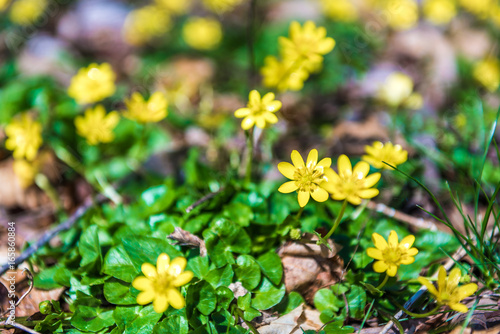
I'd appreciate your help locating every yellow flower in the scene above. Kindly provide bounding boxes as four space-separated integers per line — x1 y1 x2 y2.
362 141 408 169
260 56 309 92
1 0 12 11
418 266 478 313
234 90 281 130
320 0 358 22
322 155 380 205
279 21 336 71
68 63 116 105
278 149 333 207
132 253 193 313
123 92 168 123
75 105 120 145
490 3 500 27
473 58 500 92
367 230 418 277
123 5 171 46
154 0 192 14
13 159 38 188
378 72 421 109
182 17 222 51
423 0 457 25
9 0 46 25
383 0 419 30
202 0 243 13
459 0 491 18
5 113 43 161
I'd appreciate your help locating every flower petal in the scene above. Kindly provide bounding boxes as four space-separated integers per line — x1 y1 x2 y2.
263 112 278 124
166 288 185 309
372 233 388 250
249 90 261 106
400 256 415 265
172 271 194 287
234 108 251 118
346 194 362 205
449 302 468 313
356 188 379 199
363 173 381 188
311 187 329 202
241 116 255 130
337 155 352 177
306 149 318 167
297 191 310 207
168 257 187 276
447 268 461 289
291 150 305 168
278 181 299 193
366 247 383 260
266 100 282 112
278 162 297 180
407 247 418 256
156 253 170 275
387 264 398 277
455 284 478 300
153 294 169 313
132 277 153 291
418 277 438 297
353 161 370 179
136 290 155 305
373 261 388 273
317 158 332 169
255 116 266 129
388 230 399 248
437 266 446 293
399 235 415 249
141 263 157 278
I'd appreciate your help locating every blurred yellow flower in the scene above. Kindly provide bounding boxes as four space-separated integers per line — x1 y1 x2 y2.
418 266 478 313
202 0 242 13
13 159 38 188
378 72 422 109
490 3 500 27
279 21 336 71
132 253 193 313
278 149 333 207
154 0 191 14
123 92 168 123
383 0 419 30
234 90 281 130
459 0 491 18
123 5 171 46
322 155 380 205
260 56 309 92
473 58 500 92
182 17 222 51
9 0 46 25
5 113 42 161
362 141 408 169
75 105 120 145
0 0 11 11
320 0 358 22
68 63 116 105
367 230 418 277
423 0 457 25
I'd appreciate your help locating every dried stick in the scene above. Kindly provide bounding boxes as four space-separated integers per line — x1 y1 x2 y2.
366 201 439 231
168 227 207 256
185 187 225 213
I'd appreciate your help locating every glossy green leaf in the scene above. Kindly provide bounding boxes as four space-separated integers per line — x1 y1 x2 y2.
251 277 286 310
234 255 261 291
256 251 283 285
102 245 138 283
104 278 136 305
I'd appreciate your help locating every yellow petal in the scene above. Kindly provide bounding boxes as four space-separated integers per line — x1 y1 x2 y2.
317 158 332 169
141 263 157 278
241 116 255 130
356 189 379 199
418 277 438 297
234 108 251 118
153 294 169 313
255 116 266 129
136 290 155 305
168 257 187 276
291 150 305 168
366 247 383 260
363 173 381 188
306 149 318 167
132 277 153 291
156 253 170 275
263 112 278 124
407 247 418 256
455 283 478 300
346 194 362 205
311 187 329 202
337 155 352 177
266 100 282 112
261 92 276 104
297 191 310 207
448 302 468 313
166 288 185 309
278 162 297 180
437 266 446 293
353 161 370 179
278 181 299 193
373 261 388 273
447 268 461 289
399 235 415 249
388 230 399 248
249 90 261 106
387 264 398 277
400 256 415 265
172 271 194 287
372 233 388 250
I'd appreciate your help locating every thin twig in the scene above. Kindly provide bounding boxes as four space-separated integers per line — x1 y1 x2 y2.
366 201 439 231
185 187 225 213
1 314 41 334
168 227 207 256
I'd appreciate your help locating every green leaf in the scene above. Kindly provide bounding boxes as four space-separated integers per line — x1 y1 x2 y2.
215 286 234 311
205 265 234 288
153 314 189 334
274 291 304 314
223 202 253 227
34 266 63 290
71 305 114 332
102 245 139 283
141 183 176 215
251 277 286 310
123 236 182 270
123 305 163 333
104 278 137 305
187 281 217 316
237 293 261 321
78 225 102 273
113 306 141 330
346 285 366 319
187 256 210 279
314 288 341 313
256 251 283 285
234 255 261 291
324 321 355 334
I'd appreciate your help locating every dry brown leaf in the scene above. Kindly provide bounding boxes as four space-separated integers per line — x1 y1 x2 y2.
257 304 323 333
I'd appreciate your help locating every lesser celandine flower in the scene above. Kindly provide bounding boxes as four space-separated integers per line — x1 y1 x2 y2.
182 17 222 51
322 155 380 205
202 0 242 13
459 0 490 18
9 0 46 25
367 230 418 277
473 58 500 92
68 63 116 105
75 105 120 145
123 5 171 46
362 141 408 169
423 0 457 25
234 90 282 130
123 92 168 123
278 149 333 207
378 72 422 109
0 0 11 11
5 113 43 161
154 0 191 14
320 0 358 22
382 0 419 30
260 56 309 92
132 253 193 313
418 266 478 313
279 21 336 71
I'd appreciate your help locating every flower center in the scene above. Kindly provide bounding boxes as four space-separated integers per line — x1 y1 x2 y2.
152 273 174 295
293 162 327 192
383 247 402 264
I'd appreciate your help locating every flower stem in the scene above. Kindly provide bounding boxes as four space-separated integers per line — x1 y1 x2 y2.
295 206 304 220
245 127 254 184
389 296 441 318
323 199 348 240
376 274 389 290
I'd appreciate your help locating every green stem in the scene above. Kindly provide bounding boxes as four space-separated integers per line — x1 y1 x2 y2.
295 206 304 220
245 127 254 184
34 174 62 210
323 200 348 240
376 274 389 290
389 297 441 318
